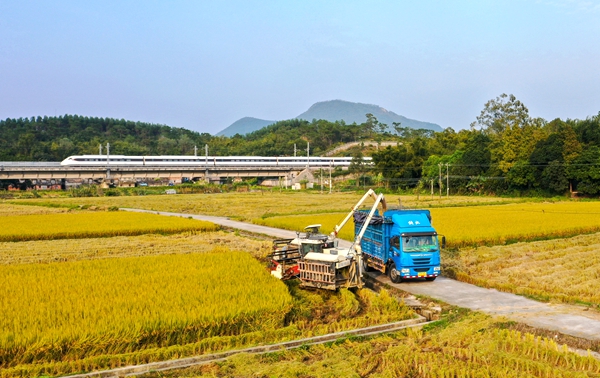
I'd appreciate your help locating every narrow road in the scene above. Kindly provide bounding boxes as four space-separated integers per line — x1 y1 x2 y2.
123 208 600 341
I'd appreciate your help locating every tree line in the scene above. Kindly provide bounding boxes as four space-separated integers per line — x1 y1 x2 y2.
0 115 365 161
2 94 600 196
370 94 600 196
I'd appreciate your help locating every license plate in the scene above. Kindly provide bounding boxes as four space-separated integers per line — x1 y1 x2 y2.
418 272 426 277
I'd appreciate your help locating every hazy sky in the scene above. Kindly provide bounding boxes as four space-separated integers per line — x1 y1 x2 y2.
1 1 599 134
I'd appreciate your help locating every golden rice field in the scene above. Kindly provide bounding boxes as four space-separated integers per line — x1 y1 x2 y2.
256 213 359 241
0 230 271 265
0 211 218 242
0 203 418 377
0 251 293 372
2 278 415 377
431 202 600 248
443 232 600 306
257 201 600 249
141 312 600 378
7 191 525 221
4 196 600 376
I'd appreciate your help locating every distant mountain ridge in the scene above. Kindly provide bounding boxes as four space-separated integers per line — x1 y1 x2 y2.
216 100 442 137
217 117 276 137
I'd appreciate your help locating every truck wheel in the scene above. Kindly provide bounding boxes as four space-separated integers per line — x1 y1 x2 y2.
388 263 402 283
426 276 437 281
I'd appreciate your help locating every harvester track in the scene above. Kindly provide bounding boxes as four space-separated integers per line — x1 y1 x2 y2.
63 317 434 378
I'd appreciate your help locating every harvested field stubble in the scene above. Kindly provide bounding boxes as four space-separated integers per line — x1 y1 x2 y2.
443 232 600 306
0 231 271 265
0 203 69 216
9 192 524 221
138 313 600 377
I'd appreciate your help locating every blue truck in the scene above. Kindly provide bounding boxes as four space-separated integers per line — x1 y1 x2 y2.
354 209 444 283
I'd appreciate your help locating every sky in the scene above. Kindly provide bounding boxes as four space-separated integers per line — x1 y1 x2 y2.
1 0 599 134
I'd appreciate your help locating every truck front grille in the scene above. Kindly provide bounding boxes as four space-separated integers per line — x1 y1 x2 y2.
412 257 431 265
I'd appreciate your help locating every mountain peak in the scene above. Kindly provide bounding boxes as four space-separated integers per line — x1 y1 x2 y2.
216 117 275 137
216 100 442 136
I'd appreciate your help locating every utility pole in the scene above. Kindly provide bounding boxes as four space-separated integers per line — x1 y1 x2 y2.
438 163 442 198
329 161 332 194
106 142 110 180
294 144 296 157
306 142 310 169
204 144 209 183
99 144 102 155
430 179 434 200
194 145 197 156
446 163 449 197
320 168 323 193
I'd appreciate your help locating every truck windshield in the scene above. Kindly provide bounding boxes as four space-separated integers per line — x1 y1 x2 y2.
402 235 438 252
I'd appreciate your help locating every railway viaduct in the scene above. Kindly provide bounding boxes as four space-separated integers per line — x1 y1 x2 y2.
0 162 339 188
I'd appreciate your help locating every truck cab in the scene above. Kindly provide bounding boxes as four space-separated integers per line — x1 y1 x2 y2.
356 209 442 283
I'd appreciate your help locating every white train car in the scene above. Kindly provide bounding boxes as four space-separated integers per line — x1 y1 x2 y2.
61 155 372 167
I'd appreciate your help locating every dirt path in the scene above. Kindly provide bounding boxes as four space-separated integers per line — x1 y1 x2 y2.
122 208 600 341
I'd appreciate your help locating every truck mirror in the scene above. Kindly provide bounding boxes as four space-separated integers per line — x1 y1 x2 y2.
441 236 446 249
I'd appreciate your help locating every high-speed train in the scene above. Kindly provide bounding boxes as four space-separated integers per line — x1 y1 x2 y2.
60 155 372 167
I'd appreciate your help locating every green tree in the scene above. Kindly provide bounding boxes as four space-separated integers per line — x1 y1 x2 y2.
471 93 531 135
573 112 600 146
157 136 178 154
455 131 491 178
568 146 600 195
50 138 76 160
363 113 379 139
372 145 420 189
349 151 366 188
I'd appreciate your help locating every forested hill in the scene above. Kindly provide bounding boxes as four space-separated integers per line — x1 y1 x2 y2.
0 115 213 161
0 115 380 161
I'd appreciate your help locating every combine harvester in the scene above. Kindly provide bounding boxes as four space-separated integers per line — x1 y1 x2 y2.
269 189 443 290
270 189 384 289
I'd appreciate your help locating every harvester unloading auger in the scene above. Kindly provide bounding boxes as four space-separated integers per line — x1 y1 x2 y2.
269 189 386 290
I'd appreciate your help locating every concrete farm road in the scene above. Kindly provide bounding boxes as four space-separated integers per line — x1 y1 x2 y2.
122 208 600 342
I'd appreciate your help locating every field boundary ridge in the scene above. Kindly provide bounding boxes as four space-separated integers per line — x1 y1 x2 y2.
62 317 432 378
